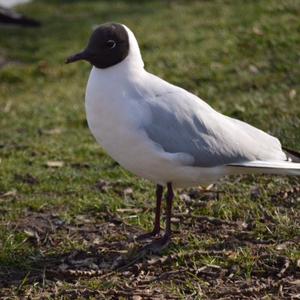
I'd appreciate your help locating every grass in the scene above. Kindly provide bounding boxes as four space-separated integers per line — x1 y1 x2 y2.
0 0 299 298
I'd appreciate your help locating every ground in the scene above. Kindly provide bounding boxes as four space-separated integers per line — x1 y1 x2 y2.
0 0 299 299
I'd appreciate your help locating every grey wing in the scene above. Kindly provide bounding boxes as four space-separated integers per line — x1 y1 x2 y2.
142 87 285 167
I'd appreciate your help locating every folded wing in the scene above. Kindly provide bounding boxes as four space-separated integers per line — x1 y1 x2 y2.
143 82 287 167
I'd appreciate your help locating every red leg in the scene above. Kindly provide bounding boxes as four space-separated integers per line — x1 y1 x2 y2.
164 182 174 238
142 182 174 253
136 184 163 240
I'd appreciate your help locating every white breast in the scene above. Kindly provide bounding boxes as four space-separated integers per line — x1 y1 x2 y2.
85 67 226 187
85 67 170 182
85 68 143 159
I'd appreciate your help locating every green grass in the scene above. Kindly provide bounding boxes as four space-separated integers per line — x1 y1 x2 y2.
0 0 299 298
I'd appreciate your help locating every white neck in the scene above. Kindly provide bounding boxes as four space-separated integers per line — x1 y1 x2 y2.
122 25 144 69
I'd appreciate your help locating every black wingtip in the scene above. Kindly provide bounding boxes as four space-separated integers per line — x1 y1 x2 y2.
283 147 300 163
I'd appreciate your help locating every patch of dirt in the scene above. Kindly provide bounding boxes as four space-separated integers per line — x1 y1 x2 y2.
14 173 39 185
0 187 299 299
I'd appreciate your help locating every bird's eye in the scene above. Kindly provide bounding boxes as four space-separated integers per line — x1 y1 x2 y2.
106 40 116 49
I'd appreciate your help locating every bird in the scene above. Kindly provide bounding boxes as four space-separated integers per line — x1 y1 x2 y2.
66 22 300 252
0 6 40 27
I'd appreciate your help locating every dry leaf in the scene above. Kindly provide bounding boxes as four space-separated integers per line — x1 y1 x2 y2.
3 100 12 113
276 243 287 250
290 279 300 286
179 193 191 202
23 229 36 237
0 190 17 198
76 215 92 223
123 187 133 197
46 161 64 168
171 217 180 223
249 64 259 74
252 25 263 35
116 208 142 213
289 89 297 100
43 128 62 135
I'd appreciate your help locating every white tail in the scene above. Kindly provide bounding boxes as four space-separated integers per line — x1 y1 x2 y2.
227 160 300 176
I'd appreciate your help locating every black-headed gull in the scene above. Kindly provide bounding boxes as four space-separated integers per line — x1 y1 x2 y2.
0 5 40 27
66 23 300 252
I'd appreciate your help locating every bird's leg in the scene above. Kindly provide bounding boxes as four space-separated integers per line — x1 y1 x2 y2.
164 182 174 238
142 182 174 253
136 184 163 240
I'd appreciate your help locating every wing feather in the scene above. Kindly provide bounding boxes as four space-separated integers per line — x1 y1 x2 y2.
142 77 286 167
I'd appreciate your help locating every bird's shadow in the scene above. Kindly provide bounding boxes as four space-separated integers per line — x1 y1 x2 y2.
0 210 167 289
1 186 291 290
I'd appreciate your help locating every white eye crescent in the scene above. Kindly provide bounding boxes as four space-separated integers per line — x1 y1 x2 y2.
107 40 116 49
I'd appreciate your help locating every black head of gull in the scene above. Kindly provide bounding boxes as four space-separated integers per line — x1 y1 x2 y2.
66 22 129 69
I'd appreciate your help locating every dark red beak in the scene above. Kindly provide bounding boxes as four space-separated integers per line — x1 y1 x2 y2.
65 51 88 64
